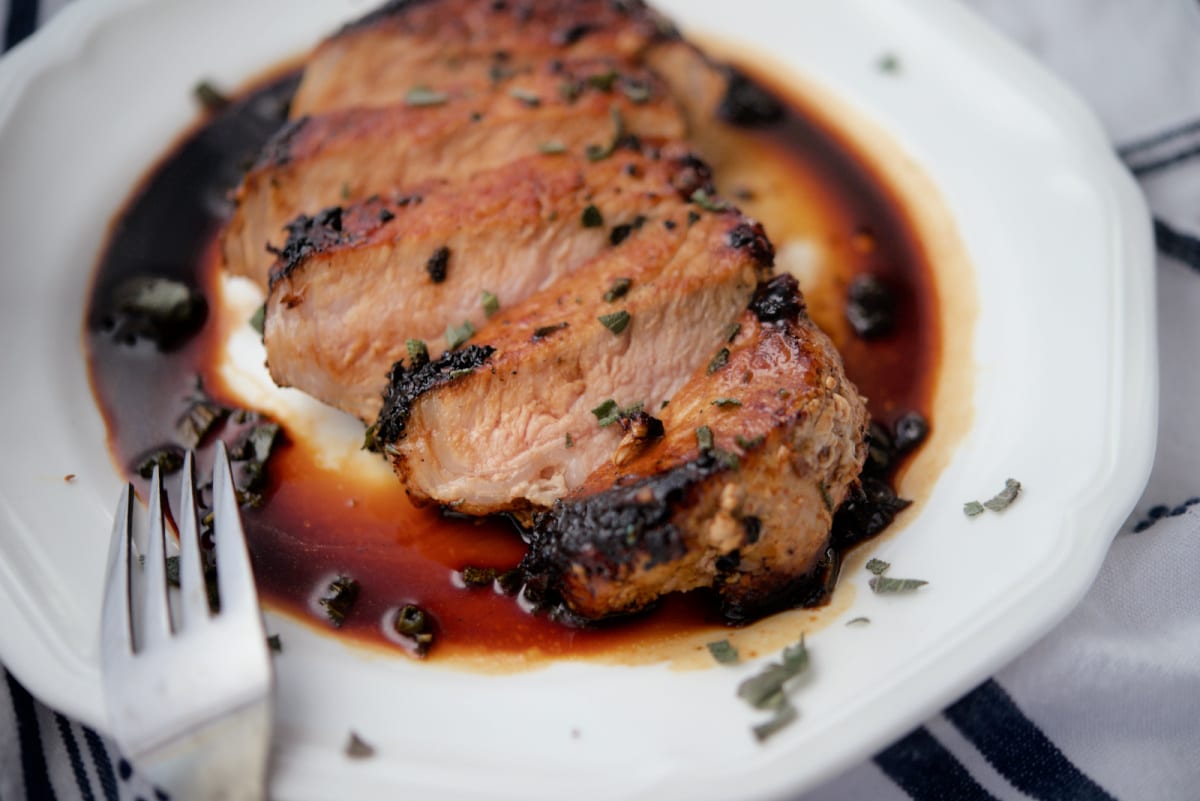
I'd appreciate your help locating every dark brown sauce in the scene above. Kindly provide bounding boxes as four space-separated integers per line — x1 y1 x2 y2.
85 63 937 661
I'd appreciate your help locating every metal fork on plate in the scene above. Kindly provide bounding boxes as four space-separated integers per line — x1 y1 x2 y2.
101 441 274 801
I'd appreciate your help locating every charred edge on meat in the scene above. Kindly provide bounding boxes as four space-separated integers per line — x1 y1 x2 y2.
335 0 437 36
375 345 496 444
719 547 840 625
256 117 311 169
726 221 775 268
520 450 731 601
749 273 805 324
269 206 364 289
718 66 785 128
667 152 716 201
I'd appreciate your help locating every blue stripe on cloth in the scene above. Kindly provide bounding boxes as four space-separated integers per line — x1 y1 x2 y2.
81 727 118 801
1155 218 1200 273
3 0 38 50
874 726 1000 801
1117 117 1200 156
945 679 1117 801
54 713 97 801
4 670 57 801
1128 143 1200 176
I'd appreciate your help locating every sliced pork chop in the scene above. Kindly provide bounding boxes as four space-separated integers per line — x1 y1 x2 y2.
374 203 775 515
520 274 869 621
265 149 714 421
222 59 684 288
291 0 676 117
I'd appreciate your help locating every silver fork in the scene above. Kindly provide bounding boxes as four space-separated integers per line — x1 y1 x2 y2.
101 441 274 801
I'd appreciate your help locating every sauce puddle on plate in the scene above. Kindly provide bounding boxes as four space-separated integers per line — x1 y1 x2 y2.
84 60 939 668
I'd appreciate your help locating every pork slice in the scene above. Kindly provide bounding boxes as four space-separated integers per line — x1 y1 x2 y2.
264 149 713 421
520 274 869 622
291 0 676 117
374 205 774 515
222 60 685 288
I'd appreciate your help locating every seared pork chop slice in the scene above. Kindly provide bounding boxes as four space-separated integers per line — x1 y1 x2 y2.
374 205 774 515
521 274 869 621
292 0 675 117
264 149 714 421
222 59 684 288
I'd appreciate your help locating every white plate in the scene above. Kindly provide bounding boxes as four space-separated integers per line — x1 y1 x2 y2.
0 0 1156 798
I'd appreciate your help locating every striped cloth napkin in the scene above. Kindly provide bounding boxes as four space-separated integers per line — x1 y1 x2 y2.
2 1 1197 799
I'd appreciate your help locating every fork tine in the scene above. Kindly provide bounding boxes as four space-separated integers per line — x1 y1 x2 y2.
101 483 134 664
139 466 173 650
176 451 211 628
211 441 257 615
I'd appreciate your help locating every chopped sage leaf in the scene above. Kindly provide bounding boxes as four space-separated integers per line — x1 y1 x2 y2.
603 277 632 302
592 399 621 427
248 303 266 336
406 338 430 367
267 633 282 652
620 81 651 104
690 188 730 212
565 433 574 448
448 368 473 380
695 426 714 452
869 575 928 594
586 70 619 92
983 478 1022 512
818 481 834 513
724 322 742 343
405 86 449 106
362 424 380 452
445 320 476 350
877 53 901 73
558 80 583 102
481 290 500 317
192 80 230 112
737 635 809 713
707 639 740 665
963 500 986 518
711 397 742 408
585 105 626 161
508 87 541 106
344 731 375 759
581 204 604 228
340 181 351 201
135 447 184 478
176 398 228 449
393 603 435 655
707 347 730 374
735 434 764 451
846 617 871 627
538 140 567 155
598 310 631 335
865 558 891 576
108 275 207 350
752 700 798 743
319 575 360 628
532 321 569 340
460 566 498 587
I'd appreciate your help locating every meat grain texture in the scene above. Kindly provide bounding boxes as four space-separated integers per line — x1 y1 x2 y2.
227 0 875 622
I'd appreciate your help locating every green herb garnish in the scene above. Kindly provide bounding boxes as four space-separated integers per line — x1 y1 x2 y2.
406 338 430 367
319 575 360 628
604 277 632 302
963 500 986 518
690 188 730 212
175 396 228 450
267 633 282 652
707 640 740 665
585 105 626 161
461 566 498 587
586 70 619 92
696 426 714 452
620 81 651 104
736 435 764 451
582 204 604 228
538 141 567 155
598 310 631 335
711 397 741 408
592 399 621 427
983 478 1022 512
248 303 266 337
869 576 928 594
393 604 435 655
508 87 541 106
448 368 473 380
845 617 871 627
724 322 742 343
877 53 901 74
445 320 475 350
707 348 730 374
818 481 834 513
135 447 184 478
193 80 230 113
865 558 890 575
532 321 569 340
737 635 809 742
481 290 500 318
565 433 574 449
405 86 449 106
